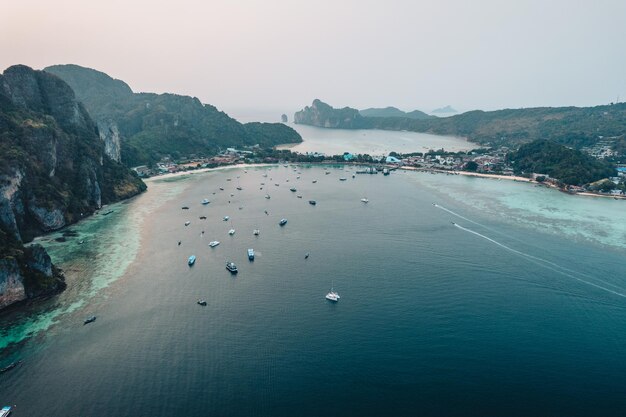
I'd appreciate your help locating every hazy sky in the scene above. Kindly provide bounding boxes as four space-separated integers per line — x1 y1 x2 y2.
2 0 626 116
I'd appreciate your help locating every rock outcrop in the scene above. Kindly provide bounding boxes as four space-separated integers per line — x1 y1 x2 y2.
294 99 366 129
0 64 146 310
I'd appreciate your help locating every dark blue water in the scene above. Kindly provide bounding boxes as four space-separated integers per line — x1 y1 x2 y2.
2 165 626 416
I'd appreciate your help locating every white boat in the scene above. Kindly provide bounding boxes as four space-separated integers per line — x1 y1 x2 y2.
325 287 340 302
265 195 271 199
185 221 191 226
188 255 196 266
279 218 287 226
253 229 260 236
248 248 255 261
201 198 210 205
361 198 369 203
312 180 317 183
223 216 229 221
228 229 236 235
209 241 220 247
1 406 12 417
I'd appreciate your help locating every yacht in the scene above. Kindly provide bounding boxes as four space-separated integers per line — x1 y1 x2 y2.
209 241 220 247
197 299 207 306
1 406 12 417
223 216 229 221
309 200 316 205
279 218 287 226
84 315 97 325
201 198 210 205
188 255 196 265
226 261 238 274
253 229 260 236
185 221 191 226
361 198 369 203
228 229 236 235
248 248 255 261
325 287 340 302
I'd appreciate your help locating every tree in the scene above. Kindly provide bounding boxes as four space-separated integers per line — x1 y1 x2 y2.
465 161 478 171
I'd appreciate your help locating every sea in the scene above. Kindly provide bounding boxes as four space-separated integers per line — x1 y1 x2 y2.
1 136 626 416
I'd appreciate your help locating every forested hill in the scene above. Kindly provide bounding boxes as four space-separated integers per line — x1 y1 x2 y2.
45 65 302 167
507 140 616 185
295 99 626 150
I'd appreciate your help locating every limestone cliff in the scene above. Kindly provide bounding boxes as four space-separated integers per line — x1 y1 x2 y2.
0 65 146 310
294 99 367 129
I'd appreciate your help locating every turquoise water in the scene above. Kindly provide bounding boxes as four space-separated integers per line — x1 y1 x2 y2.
1 166 626 416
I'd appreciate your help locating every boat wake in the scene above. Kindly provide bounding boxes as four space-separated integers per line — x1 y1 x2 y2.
451 222 626 299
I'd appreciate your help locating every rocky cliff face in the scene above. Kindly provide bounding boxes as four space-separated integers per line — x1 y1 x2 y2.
97 119 122 162
0 65 146 311
294 99 367 129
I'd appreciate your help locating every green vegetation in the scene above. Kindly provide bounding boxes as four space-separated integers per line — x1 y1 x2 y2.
45 65 302 167
359 106 431 120
506 140 615 185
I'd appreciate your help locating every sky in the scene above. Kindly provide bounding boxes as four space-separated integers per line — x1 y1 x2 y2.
2 0 626 118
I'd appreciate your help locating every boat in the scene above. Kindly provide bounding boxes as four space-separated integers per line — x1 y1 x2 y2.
201 198 210 205
219 187 224 190
199 216 207 219
209 241 220 247
361 198 369 203
185 221 191 226
236 186 242 190
265 195 271 199
223 216 229 221
339 177 347 181
226 261 238 273
188 255 196 265
309 200 316 205
297 176 300 179
279 218 287 226
253 229 260 236
290 187 297 192
197 299 207 306
383 168 390 176
325 171 330 175
182 206 189 210
297 195 303 198
312 180 317 183
1 406 12 417
226 178 232 181
0 360 22 374
84 316 97 325
248 248 255 261
352 174 355 178
325 287 340 302
228 229 236 235
275 183 280 186
305 253 310 259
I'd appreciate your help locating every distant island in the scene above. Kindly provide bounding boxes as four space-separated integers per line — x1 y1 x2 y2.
44 64 302 167
359 106 432 120
431 105 457 114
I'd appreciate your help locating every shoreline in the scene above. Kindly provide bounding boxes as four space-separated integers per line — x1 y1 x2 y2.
144 161 624 200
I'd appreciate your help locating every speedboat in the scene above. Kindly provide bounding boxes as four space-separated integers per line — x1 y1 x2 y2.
197 299 207 306
1 406 12 417
248 248 255 261
223 216 229 221
361 198 369 203
279 218 287 226
209 241 220 247
201 198 210 205
309 200 316 205
84 316 97 325
325 288 340 302
228 229 236 235
185 221 191 226
253 229 260 236
188 255 196 265
226 261 238 274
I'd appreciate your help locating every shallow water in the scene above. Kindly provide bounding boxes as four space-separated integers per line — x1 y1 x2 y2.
1 166 626 417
